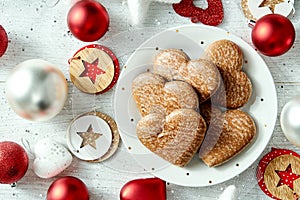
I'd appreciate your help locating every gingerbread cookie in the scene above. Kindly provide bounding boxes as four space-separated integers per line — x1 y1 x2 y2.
137 109 207 167
198 103 224 157
200 108 256 167
204 39 252 109
132 72 199 116
154 49 220 103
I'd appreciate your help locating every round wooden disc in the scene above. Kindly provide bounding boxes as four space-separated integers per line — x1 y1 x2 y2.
257 148 300 199
69 44 119 94
264 155 300 199
67 111 120 162
241 0 254 20
88 112 120 163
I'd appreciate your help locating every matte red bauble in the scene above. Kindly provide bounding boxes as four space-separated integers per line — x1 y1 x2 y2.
251 14 295 57
0 141 29 184
67 0 109 42
120 178 166 200
47 176 89 200
0 25 8 57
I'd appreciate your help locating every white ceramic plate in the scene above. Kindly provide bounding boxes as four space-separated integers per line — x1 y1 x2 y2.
113 25 277 187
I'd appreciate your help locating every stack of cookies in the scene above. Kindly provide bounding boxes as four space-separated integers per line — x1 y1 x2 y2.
132 39 256 167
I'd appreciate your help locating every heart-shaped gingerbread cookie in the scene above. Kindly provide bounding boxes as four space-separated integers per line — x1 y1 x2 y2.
137 109 207 167
199 104 256 167
203 39 252 109
153 49 221 103
132 72 199 117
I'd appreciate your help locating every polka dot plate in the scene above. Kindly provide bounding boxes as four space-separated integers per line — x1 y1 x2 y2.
114 25 277 187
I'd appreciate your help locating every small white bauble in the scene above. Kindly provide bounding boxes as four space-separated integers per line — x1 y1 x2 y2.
33 138 72 179
280 96 300 147
218 185 237 200
5 59 68 121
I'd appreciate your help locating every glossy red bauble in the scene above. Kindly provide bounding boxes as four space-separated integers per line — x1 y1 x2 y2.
0 141 29 184
67 0 109 42
251 14 295 57
0 25 8 57
120 178 166 200
47 176 89 200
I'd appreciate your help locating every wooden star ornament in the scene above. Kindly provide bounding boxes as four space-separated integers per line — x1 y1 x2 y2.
257 148 300 200
69 44 119 94
241 0 295 20
67 111 120 162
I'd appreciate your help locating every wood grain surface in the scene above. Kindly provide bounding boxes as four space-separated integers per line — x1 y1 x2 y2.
0 0 299 199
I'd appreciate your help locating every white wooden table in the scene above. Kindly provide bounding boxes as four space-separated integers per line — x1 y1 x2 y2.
0 0 299 199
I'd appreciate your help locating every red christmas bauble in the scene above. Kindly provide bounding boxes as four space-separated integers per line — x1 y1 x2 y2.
120 178 166 200
47 176 89 200
251 14 295 57
0 141 29 184
0 25 8 57
67 0 109 42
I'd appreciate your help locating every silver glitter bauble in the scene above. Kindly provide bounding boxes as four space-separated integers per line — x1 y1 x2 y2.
280 95 300 147
5 59 68 121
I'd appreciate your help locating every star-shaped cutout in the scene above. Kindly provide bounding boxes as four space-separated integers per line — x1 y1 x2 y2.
259 0 284 13
276 164 300 190
80 58 106 84
77 124 102 149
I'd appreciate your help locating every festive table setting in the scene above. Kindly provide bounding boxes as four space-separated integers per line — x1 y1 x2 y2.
0 0 300 199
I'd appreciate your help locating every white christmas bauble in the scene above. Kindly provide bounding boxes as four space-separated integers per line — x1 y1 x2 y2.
218 185 237 200
280 96 300 147
33 138 72 179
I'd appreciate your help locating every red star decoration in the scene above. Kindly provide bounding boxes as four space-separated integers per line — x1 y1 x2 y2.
276 164 300 190
80 58 106 84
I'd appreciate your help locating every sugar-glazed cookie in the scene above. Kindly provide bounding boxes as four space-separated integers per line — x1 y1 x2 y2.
137 108 207 167
132 72 199 116
204 39 252 109
154 49 220 103
200 108 256 167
